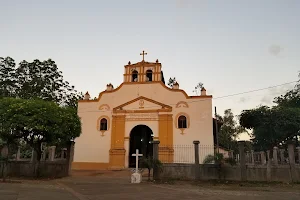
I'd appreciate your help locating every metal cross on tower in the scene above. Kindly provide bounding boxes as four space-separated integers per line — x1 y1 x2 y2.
140 50 147 61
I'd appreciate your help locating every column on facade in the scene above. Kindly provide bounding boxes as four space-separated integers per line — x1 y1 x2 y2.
158 114 173 163
109 115 126 169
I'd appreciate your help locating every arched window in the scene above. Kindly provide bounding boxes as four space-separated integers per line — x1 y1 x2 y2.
146 70 153 81
132 70 138 82
100 118 108 130
178 115 187 128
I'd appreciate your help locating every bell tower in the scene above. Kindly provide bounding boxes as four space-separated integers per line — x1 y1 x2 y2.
123 51 164 83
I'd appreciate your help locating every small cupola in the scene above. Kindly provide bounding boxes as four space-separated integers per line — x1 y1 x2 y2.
201 87 206 96
172 82 179 89
84 91 90 100
106 83 114 91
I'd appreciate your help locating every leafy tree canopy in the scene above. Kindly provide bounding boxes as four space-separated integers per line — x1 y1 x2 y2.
274 74 300 108
239 73 300 150
0 57 82 108
167 77 177 87
216 109 246 151
0 57 17 97
0 98 81 160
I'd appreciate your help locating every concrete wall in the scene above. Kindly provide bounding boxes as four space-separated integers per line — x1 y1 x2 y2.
161 163 300 182
0 160 69 178
0 142 74 179
160 164 196 180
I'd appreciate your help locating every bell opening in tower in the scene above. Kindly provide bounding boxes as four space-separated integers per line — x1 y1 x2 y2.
132 70 138 82
146 70 153 82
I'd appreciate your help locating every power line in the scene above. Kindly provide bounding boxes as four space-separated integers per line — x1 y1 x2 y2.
78 80 297 113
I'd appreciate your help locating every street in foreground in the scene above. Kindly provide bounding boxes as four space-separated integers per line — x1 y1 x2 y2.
0 171 299 200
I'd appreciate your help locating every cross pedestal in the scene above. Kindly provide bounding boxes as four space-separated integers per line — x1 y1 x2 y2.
131 149 143 183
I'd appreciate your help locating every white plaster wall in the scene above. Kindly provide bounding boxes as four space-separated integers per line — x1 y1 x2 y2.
172 97 213 146
75 82 213 164
74 109 112 163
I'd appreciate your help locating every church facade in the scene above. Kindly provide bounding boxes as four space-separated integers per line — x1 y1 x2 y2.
73 53 213 170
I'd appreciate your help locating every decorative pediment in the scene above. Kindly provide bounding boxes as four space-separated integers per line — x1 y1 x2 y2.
113 96 172 113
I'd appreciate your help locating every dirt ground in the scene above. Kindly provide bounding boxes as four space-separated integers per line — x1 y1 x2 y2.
0 170 299 200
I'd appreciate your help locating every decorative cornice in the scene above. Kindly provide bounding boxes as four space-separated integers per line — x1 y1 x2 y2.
78 82 212 103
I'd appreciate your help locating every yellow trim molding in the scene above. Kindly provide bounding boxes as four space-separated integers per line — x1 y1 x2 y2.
109 115 126 169
158 114 174 162
109 148 126 169
159 114 173 147
113 96 172 111
114 109 171 114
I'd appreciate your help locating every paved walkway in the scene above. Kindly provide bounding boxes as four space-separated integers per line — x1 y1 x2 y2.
1 170 300 200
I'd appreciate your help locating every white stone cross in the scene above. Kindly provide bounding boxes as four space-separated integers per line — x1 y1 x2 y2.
132 149 143 173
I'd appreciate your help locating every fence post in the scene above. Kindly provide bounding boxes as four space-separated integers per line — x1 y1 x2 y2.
31 148 37 163
49 146 56 161
260 151 266 165
251 150 255 164
16 146 21 161
152 140 160 180
279 149 285 164
273 147 278 165
42 147 48 161
246 151 249 164
266 150 271 181
287 141 296 182
238 141 246 181
193 141 200 180
61 148 67 159
66 141 75 176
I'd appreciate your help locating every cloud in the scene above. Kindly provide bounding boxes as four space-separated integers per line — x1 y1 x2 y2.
260 83 294 104
260 96 272 104
239 96 250 103
269 45 284 56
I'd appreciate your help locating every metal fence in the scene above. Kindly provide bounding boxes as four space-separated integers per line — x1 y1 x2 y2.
158 144 215 164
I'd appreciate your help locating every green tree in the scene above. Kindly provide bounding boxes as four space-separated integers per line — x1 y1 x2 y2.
239 73 300 150
167 77 176 87
15 59 82 107
203 153 236 180
192 82 204 95
0 98 81 162
240 106 300 150
0 57 17 97
217 109 246 151
139 157 163 181
274 73 300 108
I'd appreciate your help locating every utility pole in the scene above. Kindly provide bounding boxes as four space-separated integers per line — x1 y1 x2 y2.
214 106 219 154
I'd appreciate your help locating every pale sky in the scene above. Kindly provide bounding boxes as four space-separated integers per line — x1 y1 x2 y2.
0 0 299 131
